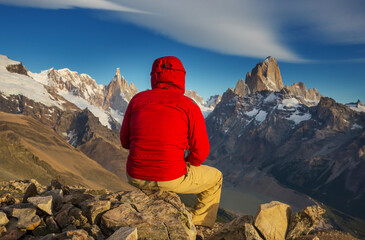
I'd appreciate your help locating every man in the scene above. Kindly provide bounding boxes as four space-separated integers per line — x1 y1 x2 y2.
120 56 222 229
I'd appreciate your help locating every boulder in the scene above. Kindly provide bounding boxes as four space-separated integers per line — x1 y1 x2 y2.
41 189 63 211
84 224 105 240
81 200 111 225
286 205 326 240
107 226 137 240
28 195 53 215
4 206 41 230
22 183 38 203
0 193 19 207
0 211 9 226
101 190 196 240
254 201 292 240
45 216 61 233
209 215 261 240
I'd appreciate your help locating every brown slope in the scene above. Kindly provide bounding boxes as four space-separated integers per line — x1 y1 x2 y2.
0 111 134 191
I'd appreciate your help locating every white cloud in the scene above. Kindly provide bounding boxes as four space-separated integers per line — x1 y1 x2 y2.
2 0 365 62
0 0 147 13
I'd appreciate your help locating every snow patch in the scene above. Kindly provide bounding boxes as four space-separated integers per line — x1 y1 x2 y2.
286 111 311 124
277 98 300 110
351 124 363 130
347 104 365 113
264 92 278 103
67 129 78 146
0 55 63 109
255 110 268 122
245 108 259 117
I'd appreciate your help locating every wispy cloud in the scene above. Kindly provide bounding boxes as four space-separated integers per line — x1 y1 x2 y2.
1 0 365 63
0 0 147 13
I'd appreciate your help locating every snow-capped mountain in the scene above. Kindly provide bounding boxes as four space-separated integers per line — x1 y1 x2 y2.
185 90 221 118
205 56 365 220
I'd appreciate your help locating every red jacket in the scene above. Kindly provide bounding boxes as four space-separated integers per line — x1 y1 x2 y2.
120 56 210 181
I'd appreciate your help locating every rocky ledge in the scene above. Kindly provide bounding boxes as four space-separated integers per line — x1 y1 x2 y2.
0 180 359 240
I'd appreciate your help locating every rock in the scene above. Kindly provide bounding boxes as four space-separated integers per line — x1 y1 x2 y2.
41 189 63 211
32 218 48 237
22 183 38 203
234 79 251 97
0 193 19 207
0 229 26 240
27 196 53 215
5 206 41 230
84 224 105 240
209 215 256 240
254 201 292 240
41 229 90 240
55 203 88 229
0 211 9 226
244 223 264 240
0 225 6 235
107 227 137 240
0 179 44 193
82 200 111 225
245 56 284 93
45 216 61 233
63 193 94 207
101 191 196 240
286 205 326 240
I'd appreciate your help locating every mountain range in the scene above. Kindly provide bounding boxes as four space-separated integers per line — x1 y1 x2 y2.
0 53 364 226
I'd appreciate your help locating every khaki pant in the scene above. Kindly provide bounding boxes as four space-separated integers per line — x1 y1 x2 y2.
127 164 223 228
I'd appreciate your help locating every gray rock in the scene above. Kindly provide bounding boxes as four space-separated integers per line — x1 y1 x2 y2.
286 205 326 240
244 223 263 240
41 189 63 211
55 203 88 229
28 196 53 215
5 206 41 230
82 200 110 225
45 216 61 233
107 227 137 240
84 224 105 240
101 191 196 240
209 215 254 240
22 183 38 203
0 211 9 226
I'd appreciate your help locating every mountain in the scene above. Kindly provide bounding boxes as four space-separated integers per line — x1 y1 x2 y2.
0 111 133 191
185 90 221 117
206 57 365 220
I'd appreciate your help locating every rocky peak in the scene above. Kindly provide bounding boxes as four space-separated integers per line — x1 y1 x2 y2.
103 68 138 113
284 82 322 104
185 90 205 105
245 56 284 93
234 79 251 97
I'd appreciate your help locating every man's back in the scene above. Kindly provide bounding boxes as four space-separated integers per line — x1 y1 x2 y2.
120 56 209 181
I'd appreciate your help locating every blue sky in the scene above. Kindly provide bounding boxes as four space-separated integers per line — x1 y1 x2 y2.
0 0 364 103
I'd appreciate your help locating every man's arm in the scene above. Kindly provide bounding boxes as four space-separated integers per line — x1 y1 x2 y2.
186 105 210 166
120 103 132 149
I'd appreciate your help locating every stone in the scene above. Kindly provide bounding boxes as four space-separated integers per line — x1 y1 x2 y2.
209 215 255 240
0 229 26 240
45 216 61 233
0 225 6 235
32 218 49 237
5 206 41 230
84 224 105 240
0 193 19 207
82 200 111 225
62 193 94 207
286 205 326 240
22 183 38 203
101 191 196 240
63 229 90 239
28 196 53 215
41 189 63 211
244 223 263 240
254 201 292 240
107 227 137 240
55 203 88 229
0 211 9 226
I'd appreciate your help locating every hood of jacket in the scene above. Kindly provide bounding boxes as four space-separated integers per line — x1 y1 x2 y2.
150 56 186 94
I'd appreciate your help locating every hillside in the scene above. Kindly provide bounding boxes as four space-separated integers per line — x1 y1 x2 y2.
0 111 133 191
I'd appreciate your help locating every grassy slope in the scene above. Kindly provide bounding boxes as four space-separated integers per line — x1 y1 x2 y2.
0 111 134 191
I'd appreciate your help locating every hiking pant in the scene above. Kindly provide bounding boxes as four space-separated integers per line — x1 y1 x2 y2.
127 164 223 228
